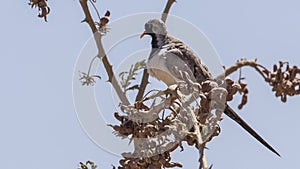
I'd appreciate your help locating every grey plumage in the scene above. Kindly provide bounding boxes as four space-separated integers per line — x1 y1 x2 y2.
142 19 280 156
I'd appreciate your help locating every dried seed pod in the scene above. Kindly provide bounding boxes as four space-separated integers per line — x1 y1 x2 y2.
28 0 50 22
281 94 287 103
225 78 234 85
273 64 278 72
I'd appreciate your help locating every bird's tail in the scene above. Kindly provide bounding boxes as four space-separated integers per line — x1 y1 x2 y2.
224 105 280 157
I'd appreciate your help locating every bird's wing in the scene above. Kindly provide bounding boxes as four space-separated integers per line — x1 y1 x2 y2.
164 36 212 83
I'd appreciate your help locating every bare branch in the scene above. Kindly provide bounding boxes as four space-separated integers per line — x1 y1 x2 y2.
216 59 274 82
161 0 177 23
79 0 130 105
135 69 149 102
80 0 97 33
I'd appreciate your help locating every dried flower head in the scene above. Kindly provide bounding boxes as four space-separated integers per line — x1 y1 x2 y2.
28 0 50 22
79 71 101 86
262 61 300 102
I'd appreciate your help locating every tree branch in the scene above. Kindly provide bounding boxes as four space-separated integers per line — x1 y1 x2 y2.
135 69 149 102
225 59 265 77
79 0 130 105
216 59 270 82
80 0 97 33
161 0 176 23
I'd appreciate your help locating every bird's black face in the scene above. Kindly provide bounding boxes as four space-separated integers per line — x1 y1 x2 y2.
140 19 167 38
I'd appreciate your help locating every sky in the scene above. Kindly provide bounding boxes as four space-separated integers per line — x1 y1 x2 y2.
0 0 300 169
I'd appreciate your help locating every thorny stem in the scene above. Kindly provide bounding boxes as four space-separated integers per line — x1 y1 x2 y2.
79 0 130 105
80 0 97 33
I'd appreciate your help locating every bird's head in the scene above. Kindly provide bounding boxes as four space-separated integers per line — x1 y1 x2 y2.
140 19 167 39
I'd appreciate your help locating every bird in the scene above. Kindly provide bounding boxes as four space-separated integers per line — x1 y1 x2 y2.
140 19 280 156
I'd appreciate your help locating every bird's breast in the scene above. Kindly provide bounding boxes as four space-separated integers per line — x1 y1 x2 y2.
147 49 178 86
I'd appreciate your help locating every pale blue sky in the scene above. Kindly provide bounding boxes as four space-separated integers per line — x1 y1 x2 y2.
0 1 300 169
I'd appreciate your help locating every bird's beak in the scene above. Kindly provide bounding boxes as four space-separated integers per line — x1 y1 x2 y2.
140 32 145 39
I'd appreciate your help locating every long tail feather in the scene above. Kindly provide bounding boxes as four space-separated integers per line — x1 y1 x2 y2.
224 105 280 157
